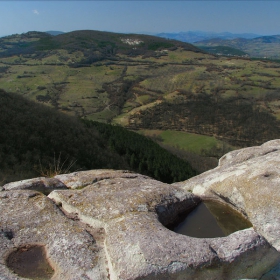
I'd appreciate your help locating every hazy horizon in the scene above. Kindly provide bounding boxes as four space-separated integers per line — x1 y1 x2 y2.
0 29 270 39
0 1 279 37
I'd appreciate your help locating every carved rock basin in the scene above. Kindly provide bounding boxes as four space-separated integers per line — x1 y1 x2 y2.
1 140 280 280
171 200 252 238
6 244 54 279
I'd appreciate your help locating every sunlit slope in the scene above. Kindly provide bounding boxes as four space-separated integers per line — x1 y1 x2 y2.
0 30 280 148
0 89 196 184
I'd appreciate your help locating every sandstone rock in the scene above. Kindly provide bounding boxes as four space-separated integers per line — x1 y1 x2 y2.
1 140 280 279
219 139 280 168
2 177 67 194
49 176 279 279
54 169 149 189
174 139 280 253
49 176 200 228
105 214 278 280
0 190 107 280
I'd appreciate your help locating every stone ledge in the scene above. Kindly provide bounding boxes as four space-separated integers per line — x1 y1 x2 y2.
2 177 67 194
54 169 150 189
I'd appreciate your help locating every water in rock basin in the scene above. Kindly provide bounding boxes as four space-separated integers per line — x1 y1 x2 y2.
173 201 252 238
6 245 54 279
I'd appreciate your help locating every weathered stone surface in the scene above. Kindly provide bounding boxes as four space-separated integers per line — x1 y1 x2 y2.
219 139 280 168
49 176 200 228
0 190 107 280
174 139 280 252
1 140 280 279
2 177 67 194
105 214 278 280
54 169 149 189
49 176 279 279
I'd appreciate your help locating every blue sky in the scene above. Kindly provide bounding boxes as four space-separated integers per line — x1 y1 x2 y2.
1 1 280 37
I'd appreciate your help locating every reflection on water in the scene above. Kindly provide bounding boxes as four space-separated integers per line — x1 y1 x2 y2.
173 201 252 238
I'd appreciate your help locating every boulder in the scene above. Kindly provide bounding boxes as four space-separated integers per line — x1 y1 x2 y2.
49 175 279 279
174 139 280 252
1 140 280 279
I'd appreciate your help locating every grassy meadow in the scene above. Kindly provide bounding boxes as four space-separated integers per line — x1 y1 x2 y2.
138 130 221 154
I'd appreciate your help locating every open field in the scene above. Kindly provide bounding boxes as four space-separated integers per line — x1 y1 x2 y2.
138 129 221 153
1 47 280 122
137 129 224 173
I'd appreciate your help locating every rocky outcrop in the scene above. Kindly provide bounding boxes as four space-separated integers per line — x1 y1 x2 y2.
174 139 280 253
0 190 107 280
1 141 280 279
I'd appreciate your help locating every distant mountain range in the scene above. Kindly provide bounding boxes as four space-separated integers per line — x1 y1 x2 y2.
0 30 261 41
0 30 202 60
196 35 280 46
156 31 261 43
195 35 280 58
155 31 280 58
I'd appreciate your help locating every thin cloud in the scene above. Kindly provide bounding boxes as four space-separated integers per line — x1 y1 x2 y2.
33 9 39 15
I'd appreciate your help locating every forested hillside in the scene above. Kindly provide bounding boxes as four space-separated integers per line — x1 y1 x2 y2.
0 30 201 60
1 30 280 171
0 89 196 184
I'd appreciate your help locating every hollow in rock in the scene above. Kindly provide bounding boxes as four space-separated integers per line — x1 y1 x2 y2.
6 244 54 279
170 201 252 238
